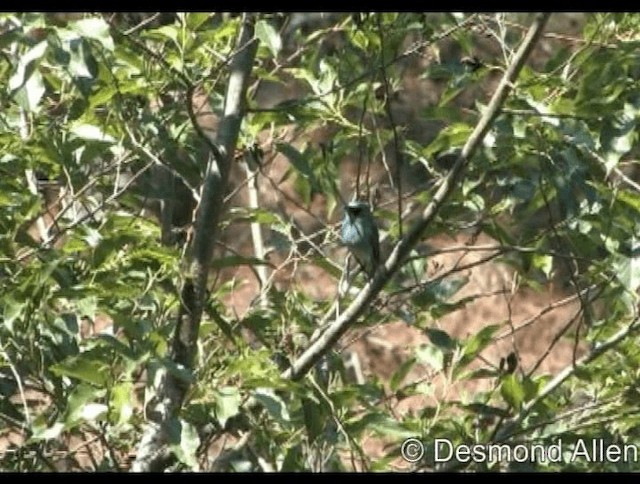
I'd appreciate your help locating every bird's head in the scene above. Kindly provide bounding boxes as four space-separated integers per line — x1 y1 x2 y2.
344 200 372 220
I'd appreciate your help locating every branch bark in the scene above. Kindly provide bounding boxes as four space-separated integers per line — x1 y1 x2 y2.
282 12 552 380
131 14 258 472
495 315 640 442
434 314 640 471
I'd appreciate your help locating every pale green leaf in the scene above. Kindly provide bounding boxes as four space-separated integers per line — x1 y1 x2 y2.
255 20 282 57
215 386 241 428
70 124 116 143
70 18 114 50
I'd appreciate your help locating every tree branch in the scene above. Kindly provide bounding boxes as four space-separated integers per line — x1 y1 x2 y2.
495 316 640 442
131 14 258 472
282 13 552 381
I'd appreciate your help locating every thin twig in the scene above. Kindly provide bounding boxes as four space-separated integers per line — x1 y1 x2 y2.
497 315 640 440
16 159 153 262
283 13 552 381
122 12 161 35
376 14 404 239
0 346 30 428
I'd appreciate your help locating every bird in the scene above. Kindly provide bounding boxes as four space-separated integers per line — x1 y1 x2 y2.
340 200 380 279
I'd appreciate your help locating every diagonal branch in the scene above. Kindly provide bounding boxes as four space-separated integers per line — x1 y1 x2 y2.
282 13 552 381
131 14 258 472
495 317 640 442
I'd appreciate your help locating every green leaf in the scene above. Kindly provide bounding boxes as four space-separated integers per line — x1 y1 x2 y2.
458 324 500 368
76 296 98 321
415 344 444 372
30 422 64 442
276 143 318 188
281 446 303 471
79 402 108 421
69 123 116 143
255 20 282 57
425 328 456 350
88 85 118 109
50 355 109 386
369 416 418 439
3 298 24 334
215 386 241 428
532 253 553 278
174 420 200 470
302 396 325 443
144 24 179 44
70 18 114 51
310 254 342 280
613 252 640 294
293 174 312 206
462 402 510 418
111 381 134 426
13 69 45 112
185 12 211 30
252 388 290 425
348 29 370 51
67 38 98 79
345 411 387 435
601 101 640 173
8 40 47 92
461 367 500 380
228 207 282 225
616 189 640 212
423 122 473 158
94 334 136 360
65 383 107 427
390 357 416 392
500 374 525 410
0 24 21 51
411 277 469 309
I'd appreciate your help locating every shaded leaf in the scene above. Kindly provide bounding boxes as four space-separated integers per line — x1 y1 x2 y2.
390 357 416 392
276 143 318 189
425 328 456 350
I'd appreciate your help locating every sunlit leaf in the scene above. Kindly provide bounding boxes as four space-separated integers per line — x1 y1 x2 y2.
70 17 114 50
69 123 116 143
255 20 282 57
500 374 525 410
415 344 444 372
253 388 290 425
215 386 241 428
50 356 109 386
8 40 47 92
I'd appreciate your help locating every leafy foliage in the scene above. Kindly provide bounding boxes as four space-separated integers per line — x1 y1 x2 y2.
1 12 640 472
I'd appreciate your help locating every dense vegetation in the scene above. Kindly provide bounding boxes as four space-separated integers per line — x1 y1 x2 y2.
1 12 640 471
